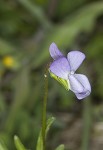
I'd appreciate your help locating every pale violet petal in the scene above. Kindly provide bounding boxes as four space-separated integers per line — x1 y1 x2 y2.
69 74 91 100
67 51 85 71
49 43 64 60
74 74 91 99
68 75 84 93
75 91 90 100
50 57 70 79
74 74 91 92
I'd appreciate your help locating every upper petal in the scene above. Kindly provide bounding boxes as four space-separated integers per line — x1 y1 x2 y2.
67 51 85 71
49 57 70 79
69 74 91 100
49 43 64 60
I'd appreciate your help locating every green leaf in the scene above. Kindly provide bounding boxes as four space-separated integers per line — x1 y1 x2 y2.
49 71 70 91
36 116 55 150
0 142 8 150
55 144 65 150
14 136 26 150
46 117 55 134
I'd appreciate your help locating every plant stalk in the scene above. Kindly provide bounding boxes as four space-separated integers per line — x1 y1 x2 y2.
42 65 49 150
81 98 92 150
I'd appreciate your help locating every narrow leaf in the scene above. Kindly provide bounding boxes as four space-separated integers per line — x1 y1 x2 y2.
14 136 26 150
36 117 55 150
55 144 65 150
0 142 8 150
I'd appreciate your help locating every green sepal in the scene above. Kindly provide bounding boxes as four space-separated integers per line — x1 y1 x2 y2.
36 117 55 150
14 136 26 150
49 71 70 90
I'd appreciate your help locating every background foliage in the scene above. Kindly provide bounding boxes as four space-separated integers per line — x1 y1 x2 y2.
0 0 103 150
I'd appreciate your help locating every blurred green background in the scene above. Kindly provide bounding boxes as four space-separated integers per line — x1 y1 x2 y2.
0 0 103 150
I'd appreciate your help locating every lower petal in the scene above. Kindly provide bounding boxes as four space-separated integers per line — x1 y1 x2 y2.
74 74 91 92
75 90 91 100
69 74 91 99
69 75 84 93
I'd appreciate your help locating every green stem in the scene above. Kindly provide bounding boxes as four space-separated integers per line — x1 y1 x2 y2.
81 98 92 150
42 65 49 150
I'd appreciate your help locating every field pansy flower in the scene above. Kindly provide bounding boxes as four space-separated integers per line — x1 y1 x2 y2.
49 43 91 100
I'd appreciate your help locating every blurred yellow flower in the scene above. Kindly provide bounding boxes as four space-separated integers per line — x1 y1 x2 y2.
2 56 14 68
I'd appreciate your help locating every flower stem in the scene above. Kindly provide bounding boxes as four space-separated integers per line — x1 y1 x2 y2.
42 65 49 150
81 98 92 150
